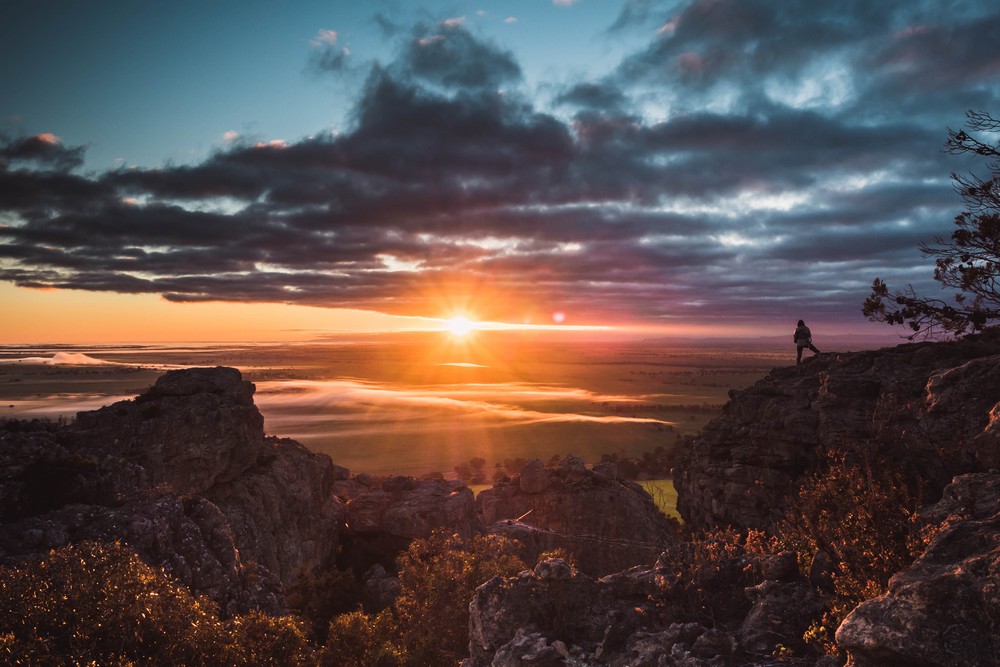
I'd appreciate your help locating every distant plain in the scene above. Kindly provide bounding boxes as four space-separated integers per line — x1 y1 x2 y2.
0 333 886 477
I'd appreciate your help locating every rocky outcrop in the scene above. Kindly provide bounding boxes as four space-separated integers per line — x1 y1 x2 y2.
345 476 479 539
836 472 1000 667
478 455 678 576
0 367 343 614
0 489 284 616
74 367 270 496
675 332 1000 530
468 549 824 667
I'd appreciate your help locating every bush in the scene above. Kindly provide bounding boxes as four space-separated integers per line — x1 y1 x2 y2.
0 541 316 666
321 531 526 667
321 610 406 667
0 541 230 665
777 450 926 654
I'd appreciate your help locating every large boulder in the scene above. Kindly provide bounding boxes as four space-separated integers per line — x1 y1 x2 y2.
479 456 678 576
674 332 1000 530
836 472 1000 667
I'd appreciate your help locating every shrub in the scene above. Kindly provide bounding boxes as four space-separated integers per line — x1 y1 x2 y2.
321 610 406 667
777 450 925 654
321 531 526 667
0 541 231 665
0 541 317 666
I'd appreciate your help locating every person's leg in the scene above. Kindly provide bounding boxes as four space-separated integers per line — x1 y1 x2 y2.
796 345 803 364
809 343 820 355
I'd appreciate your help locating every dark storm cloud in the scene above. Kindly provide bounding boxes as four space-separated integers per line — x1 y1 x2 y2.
399 23 522 91
0 134 86 172
2 3 999 328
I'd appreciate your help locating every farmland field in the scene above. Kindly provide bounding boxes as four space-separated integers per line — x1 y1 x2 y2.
0 332 881 477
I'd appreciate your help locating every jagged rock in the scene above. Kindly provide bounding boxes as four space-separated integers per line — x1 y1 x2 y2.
739 579 824 656
363 563 401 612
675 332 1000 530
467 551 808 667
479 456 677 576
346 476 479 539
0 489 283 616
0 367 343 613
836 471 1000 667
73 366 269 496
204 436 345 584
518 458 549 493
491 629 572 667
467 559 621 666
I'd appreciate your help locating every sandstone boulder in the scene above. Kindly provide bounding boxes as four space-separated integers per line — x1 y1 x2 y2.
73 366 269 495
346 476 479 538
0 367 345 612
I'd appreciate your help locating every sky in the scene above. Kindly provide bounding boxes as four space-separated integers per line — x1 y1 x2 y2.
2 0 999 342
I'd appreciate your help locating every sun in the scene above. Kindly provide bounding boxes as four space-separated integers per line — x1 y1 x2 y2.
444 315 476 337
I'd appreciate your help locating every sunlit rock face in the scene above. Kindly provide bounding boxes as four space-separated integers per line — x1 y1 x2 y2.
674 331 1000 531
837 472 1000 667
0 367 344 614
479 455 679 576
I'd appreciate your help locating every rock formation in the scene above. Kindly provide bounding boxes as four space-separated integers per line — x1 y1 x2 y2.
0 367 343 614
468 548 823 666
836 471 1000 667
674 331 1000 530
478 454 678 576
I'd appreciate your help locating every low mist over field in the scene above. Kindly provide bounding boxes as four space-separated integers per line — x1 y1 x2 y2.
1 332 892 476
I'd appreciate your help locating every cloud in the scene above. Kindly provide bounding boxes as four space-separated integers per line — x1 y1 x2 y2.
402 23 522 91
311 29 338 46
0 133 85 171
1 5 999 330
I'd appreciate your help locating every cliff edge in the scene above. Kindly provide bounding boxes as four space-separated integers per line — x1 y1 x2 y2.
674 331 1000 531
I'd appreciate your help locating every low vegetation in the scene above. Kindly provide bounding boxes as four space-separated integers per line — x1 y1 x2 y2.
0 533 524 667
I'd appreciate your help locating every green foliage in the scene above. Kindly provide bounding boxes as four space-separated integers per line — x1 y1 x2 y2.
393 531 526 665
777 450 925 654
0 541 315 666
224 611 314 667
865 110 1000 338
321 610 406 667
322 531 526 667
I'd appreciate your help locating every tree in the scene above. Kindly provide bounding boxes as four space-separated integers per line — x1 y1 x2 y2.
863 110 1000 338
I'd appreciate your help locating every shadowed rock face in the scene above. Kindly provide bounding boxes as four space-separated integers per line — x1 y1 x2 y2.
467 549 822 667
836 472 1000 667
674 332 1000 531
478 455 678 576
0 367 343 614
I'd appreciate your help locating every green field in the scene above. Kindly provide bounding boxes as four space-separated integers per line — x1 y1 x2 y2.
640 479 681 520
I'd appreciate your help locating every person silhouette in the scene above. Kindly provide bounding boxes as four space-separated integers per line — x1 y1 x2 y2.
793 319 820 364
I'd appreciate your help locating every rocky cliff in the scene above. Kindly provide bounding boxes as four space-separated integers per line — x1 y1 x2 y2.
674 331 1000 530
471 333 1000 666
1 366 668 619
0 367 345 614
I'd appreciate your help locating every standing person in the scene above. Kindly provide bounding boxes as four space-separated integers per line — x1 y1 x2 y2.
794 319 820 364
